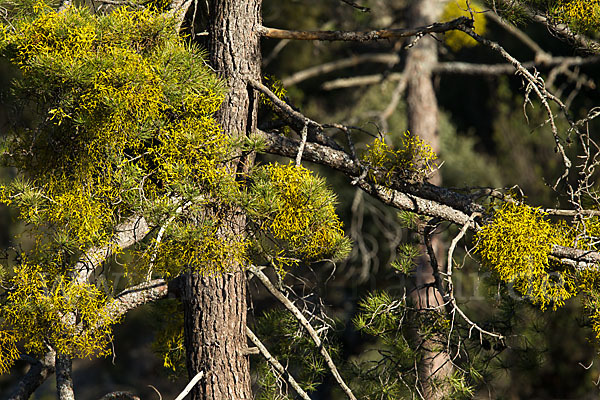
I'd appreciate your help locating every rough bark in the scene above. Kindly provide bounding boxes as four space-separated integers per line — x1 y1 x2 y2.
55 353 75 400
404 0 453 398
181 1 261 399
5 352 55 400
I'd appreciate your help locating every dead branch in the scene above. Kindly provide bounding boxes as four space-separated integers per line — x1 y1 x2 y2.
174 371 204 400
246 327 312 400
445 213 504 341
282 53 399 86
248 265 358 400
257 16 473 41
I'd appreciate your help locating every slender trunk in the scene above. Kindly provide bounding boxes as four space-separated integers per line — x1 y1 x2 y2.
182 1 261 400
405 0 453 398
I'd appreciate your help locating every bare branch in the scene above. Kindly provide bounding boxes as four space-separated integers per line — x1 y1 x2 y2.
246 326 312 400
457 25 573 188
174 371 204 400
249 79 342 150
258 16 473 41
282 53 399 86
445 213 505 341
104 279 170 320
248 265 357 400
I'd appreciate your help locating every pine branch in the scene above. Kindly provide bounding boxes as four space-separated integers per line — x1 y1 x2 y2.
248 265 358 400
246 326 312 400
257 130 600 268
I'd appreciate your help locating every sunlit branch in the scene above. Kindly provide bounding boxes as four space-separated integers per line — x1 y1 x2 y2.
74 215 151 284
246 326 312 400
445 213 504 341
248 265 358 400
458 25 573 189
258 16 473 41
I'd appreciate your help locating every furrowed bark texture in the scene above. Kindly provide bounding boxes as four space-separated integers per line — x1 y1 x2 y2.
182 1 261 399
405 0 453 398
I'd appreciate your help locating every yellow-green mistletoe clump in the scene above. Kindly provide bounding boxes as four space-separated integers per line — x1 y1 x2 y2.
0 3 228 252
550 0 600 34
441 0 487 52
362 131 437 183
476 202 577 310
0 262 118 372
244 163 351 269
0 0 233 371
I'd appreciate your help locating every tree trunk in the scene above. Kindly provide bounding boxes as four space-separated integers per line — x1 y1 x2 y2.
404 0 453 398
55 353 75 400
182 1 261 400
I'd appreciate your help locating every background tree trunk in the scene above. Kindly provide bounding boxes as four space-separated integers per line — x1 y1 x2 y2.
182 1 262 400
405 0 453 398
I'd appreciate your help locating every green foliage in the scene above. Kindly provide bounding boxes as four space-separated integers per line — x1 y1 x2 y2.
362 131 438 183
244 163 351 270
254 309 339 398
391 243 420 275
151 299 186 375
352 291 479 398
0 2 353 375
0 1 231 370
0 3 228 253
476 202 576 310
441 0 487 52
351 292 417 399
549 0 600 34
0 262 119 372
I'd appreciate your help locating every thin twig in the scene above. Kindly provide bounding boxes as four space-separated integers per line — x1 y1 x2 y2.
246 327 312 400
174 371 204 400
248 265 358 400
